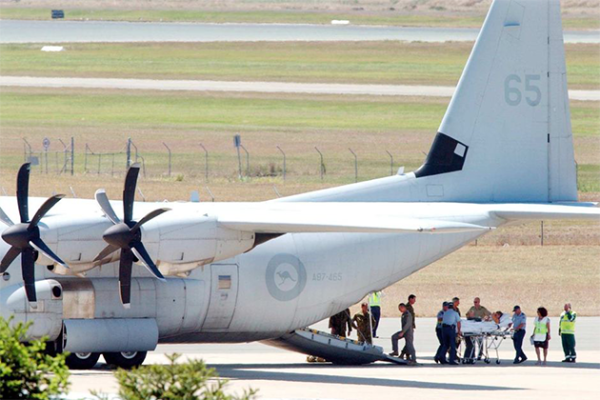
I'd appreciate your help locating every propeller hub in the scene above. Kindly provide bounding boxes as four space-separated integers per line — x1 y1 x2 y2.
102 223 140 249
1 223 36 249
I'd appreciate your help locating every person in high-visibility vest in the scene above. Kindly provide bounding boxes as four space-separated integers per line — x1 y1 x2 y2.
368 291 383 338
559 303 577 363
532 307 551 365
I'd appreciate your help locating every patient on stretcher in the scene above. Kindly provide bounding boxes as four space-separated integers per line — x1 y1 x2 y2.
461 311 511 334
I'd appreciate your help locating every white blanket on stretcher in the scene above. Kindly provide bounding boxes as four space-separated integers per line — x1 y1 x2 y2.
461 315 511 335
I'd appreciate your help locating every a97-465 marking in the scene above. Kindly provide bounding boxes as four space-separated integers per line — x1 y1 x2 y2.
312 272 343 281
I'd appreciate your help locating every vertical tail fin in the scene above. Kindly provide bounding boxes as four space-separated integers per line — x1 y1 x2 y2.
416 0 577 202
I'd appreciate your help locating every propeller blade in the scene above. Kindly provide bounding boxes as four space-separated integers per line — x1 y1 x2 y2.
21 247 36 305
30 237 68 268
123 163 140 224
94 244 120 262
0 246 20 273
95 189 121 225
131 208 170 233
0 206 14 227
131 242 165 281
16 163 30 223
119 248 134 308
29 194 65 228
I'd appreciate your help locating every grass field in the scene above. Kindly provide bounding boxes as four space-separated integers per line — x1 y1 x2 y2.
1 42 599 90
366 245 600 317
1 6 598 30
0 88 598 192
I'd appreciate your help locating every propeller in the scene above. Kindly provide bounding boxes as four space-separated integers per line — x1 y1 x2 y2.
0 163 68 307
93 163 169 308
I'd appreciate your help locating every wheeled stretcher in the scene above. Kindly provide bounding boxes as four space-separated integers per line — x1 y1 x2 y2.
460 319 512 364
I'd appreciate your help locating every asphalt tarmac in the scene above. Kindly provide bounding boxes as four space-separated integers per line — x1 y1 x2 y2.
67 317 599 400
2 76 598 101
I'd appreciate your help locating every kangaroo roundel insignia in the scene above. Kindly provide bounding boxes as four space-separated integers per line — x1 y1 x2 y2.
265 254 307 301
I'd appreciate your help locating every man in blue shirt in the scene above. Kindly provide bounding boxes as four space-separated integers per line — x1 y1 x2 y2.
510 305 528 364
435 302 462 365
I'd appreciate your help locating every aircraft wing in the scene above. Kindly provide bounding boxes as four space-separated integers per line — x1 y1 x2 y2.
490 203 600 221
218 207 490 234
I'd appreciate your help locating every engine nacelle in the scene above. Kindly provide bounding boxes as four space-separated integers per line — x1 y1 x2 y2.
0 280 63 341
37 212 254 277
151 214 254 277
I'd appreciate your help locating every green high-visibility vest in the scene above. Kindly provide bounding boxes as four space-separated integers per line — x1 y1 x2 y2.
560 311 576 334
369 292 381 307
534 319 548 335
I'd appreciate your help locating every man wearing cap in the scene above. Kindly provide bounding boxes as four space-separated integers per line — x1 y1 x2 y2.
510 305 528 364
436 301 461 365
435 301 446 346
434 302 449 363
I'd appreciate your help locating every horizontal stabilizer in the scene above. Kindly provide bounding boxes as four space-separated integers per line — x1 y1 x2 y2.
219 208 490 234
491 203 600 221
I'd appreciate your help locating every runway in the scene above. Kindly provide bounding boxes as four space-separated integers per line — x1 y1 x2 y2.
2 76 599 101
2 20 598 44
67 317 600 400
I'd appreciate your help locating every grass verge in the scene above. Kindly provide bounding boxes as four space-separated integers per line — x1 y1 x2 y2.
1 42 598 90
0 7 598 30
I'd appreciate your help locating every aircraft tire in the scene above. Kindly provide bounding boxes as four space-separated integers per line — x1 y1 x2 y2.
65 352 101 369
103 351 147 369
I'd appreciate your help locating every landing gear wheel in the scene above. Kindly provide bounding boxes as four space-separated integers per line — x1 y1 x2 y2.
484 359 491 364
65 352 101 369
103 351 147 369
496 360 501 364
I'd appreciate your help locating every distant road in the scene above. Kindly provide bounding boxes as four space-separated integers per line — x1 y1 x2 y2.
1 20 599 43
1 76 598 101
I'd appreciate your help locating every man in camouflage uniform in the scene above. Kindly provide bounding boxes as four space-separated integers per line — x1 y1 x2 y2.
352 303 376 344
400 294 417 359
329 308 352 338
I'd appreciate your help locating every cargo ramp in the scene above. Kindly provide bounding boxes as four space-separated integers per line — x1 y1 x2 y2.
263 328 405 365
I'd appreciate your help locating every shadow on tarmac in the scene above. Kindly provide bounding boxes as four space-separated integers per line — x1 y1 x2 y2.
210 363 518 391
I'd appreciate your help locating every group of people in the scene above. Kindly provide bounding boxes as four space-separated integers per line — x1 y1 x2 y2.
433 298 577 366
329 292 578 366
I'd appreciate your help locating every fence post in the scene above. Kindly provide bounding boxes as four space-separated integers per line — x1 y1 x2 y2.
126 138 132 168
349 148 358 183
386 150 394 176
70 137 75 176
315 147 325 181
240 144 250 175
162 142 172 177
277 145 286 181
541 221 544 246
199 143 209 182
22 138 32 163
84 144 90 173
